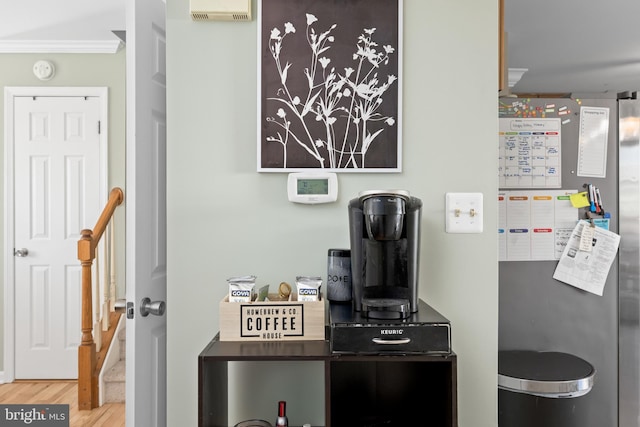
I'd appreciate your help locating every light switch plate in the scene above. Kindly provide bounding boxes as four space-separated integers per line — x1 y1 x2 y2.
445 192 484 233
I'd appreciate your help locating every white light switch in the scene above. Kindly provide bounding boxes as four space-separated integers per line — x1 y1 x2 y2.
445 192 483 233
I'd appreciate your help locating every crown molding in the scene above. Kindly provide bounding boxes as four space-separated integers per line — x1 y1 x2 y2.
508 68 528 88
0 39 123 54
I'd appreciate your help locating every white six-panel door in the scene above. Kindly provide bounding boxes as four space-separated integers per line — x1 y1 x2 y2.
10 93 105 379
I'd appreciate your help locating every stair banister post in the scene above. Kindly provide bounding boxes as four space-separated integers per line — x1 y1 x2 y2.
78 229 95 344
78 228 97 410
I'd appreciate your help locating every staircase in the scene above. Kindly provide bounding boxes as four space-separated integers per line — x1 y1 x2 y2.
78 188 124 410
102 324 126 403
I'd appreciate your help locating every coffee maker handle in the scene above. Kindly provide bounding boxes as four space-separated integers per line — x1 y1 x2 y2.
372 337 411 345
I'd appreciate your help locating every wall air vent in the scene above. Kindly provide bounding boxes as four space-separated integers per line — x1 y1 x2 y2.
190 0 252 21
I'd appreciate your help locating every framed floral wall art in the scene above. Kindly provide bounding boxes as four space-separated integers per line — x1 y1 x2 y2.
258 0 402 172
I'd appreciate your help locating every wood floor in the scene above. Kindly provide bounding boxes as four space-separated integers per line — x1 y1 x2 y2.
0 380 124 426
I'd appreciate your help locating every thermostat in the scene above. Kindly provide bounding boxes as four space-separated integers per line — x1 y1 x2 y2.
287 172 338 204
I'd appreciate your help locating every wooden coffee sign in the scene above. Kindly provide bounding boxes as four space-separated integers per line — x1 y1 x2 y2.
219 294 325 342
241 303 304 339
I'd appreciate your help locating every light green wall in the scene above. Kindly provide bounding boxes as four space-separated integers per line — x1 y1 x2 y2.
0 51 126 372
167 0 498 425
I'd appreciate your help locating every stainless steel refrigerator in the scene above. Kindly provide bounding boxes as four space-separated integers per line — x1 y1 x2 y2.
499 95 640 427
618 97 640 427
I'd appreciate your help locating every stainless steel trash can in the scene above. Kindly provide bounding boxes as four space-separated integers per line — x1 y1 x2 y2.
498 350 595 427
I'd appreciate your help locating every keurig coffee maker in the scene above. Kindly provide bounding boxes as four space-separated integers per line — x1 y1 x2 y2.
330 190 451 355
348 190 422 319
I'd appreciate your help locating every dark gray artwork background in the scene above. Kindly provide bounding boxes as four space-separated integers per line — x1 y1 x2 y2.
259 0 400 171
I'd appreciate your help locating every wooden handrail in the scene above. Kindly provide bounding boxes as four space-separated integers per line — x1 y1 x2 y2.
91 188 124 245
77 187 124 410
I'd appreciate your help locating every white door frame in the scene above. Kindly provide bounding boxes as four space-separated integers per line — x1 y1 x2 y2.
3 86 108 383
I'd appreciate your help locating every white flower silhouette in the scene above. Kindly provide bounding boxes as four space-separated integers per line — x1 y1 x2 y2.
265 14 397 169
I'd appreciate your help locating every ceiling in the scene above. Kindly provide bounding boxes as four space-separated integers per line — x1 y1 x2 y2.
2 1 639 95
505 0 640 95
0 0 125 52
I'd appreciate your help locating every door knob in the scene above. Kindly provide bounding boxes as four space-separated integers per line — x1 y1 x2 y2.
14 248 29 257
140 297 166 317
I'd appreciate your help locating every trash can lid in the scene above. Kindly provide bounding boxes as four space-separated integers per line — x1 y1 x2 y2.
498 350 595 398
